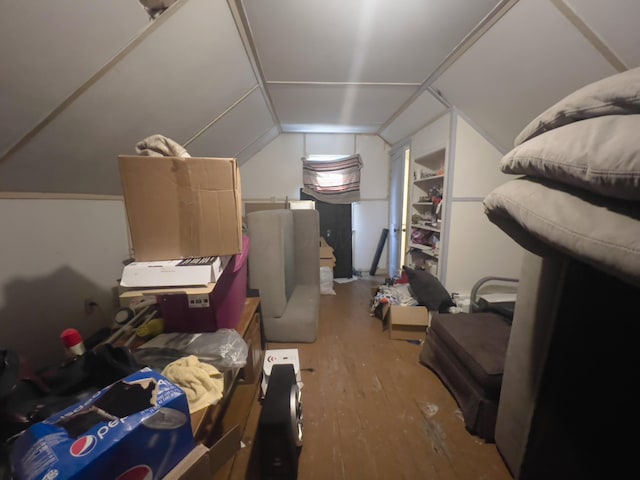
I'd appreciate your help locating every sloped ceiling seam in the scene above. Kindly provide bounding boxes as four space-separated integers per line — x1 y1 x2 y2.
0 0 189 165
376 0 520 136
550 0 627 72
229 0 283 132
183 84 260 147
234 124 278 163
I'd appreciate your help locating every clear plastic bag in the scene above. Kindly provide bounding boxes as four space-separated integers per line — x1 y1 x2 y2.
133 329 248 372
320 266 336 295
187 329 248 369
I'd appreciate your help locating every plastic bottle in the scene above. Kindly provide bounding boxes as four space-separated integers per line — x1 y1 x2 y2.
60 328 86 359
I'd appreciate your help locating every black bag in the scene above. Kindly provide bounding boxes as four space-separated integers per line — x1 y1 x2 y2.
403 266 455 313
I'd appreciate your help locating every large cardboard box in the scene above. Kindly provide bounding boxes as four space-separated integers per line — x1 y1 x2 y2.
388 305 430 341
10 368 194 480
119 156 243 261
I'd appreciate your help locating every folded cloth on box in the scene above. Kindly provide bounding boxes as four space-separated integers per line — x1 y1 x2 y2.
162 355 223 413
135 134 191 157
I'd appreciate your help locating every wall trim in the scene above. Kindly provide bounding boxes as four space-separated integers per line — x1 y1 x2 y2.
0 192 123 201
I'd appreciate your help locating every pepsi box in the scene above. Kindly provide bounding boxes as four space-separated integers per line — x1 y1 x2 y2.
10 368 195 480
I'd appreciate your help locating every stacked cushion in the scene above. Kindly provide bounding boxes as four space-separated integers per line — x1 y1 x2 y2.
484 67 640 286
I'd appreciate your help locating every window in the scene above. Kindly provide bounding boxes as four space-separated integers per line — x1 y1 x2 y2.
301 154 363 204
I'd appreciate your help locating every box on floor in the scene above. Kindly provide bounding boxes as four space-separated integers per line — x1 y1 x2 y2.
319 237 336 268
387 305 430 341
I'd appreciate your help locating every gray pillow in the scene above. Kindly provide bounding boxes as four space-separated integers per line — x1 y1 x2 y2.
501 115 640 201
483 177 640 288
403 266 454 313
515 66 640 146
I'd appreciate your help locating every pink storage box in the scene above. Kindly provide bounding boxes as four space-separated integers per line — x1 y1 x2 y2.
159 235 250 332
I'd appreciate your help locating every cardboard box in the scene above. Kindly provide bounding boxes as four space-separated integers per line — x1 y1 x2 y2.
319 236 336 268
261 349 301 396
163 425 241 480
11 368 194 480
388 305 430 340
120 256 231 288
119 156 243 261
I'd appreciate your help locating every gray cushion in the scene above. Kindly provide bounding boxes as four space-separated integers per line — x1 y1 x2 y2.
263 285 320 343
483 177 640 287
515 66 640 145
247 210 294 318
247 209 320 343
502 115 640 201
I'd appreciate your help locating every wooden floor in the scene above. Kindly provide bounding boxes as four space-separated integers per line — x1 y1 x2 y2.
265 276 512 480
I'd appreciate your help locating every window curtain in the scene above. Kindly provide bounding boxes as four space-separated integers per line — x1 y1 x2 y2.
301 154 363 204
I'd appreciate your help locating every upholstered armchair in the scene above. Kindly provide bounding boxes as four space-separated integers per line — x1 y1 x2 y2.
246 209 320 343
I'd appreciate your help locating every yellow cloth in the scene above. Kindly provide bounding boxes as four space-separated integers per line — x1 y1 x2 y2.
161 355 223 413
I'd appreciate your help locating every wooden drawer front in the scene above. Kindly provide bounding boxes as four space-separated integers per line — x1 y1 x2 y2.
239 313 263 384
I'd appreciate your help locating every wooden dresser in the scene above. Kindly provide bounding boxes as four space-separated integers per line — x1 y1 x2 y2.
188 296 263 479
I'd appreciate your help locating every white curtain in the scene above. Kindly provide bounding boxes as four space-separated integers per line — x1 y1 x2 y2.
301 154 363 204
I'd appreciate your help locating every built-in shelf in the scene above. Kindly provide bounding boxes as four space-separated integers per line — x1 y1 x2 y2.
409 243 439 258
411 223 440 233
407 146 446 274
414 174 445 184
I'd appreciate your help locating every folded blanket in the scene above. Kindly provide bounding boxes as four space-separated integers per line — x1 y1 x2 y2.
135 134 190 157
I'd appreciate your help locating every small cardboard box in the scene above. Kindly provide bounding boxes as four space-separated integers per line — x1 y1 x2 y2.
120 256 231 288
319 237 336 268
163 425 242 480
119 156 243 261
388 305 430 340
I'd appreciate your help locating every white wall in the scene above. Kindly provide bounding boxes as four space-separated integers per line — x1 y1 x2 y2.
240 133 390 273
0 198 131 369
443 112 524 296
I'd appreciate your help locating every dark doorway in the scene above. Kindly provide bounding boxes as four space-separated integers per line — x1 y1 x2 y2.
300 189 352 278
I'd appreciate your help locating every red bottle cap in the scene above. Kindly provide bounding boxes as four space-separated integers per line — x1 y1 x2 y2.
60 328 83 348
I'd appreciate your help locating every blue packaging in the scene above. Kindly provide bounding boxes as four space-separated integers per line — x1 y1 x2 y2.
11 368 195 480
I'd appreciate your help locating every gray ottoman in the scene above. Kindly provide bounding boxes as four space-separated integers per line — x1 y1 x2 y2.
419 312 510 441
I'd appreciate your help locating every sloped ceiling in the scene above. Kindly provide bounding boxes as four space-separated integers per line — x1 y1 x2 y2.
0 0 638 194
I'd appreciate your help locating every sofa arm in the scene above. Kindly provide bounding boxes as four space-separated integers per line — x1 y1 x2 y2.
293 209 320 286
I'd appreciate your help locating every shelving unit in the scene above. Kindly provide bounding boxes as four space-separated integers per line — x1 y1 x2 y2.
406 147 446 276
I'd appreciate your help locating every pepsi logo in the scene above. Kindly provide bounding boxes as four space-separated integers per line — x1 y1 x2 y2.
116 465 153 480
69 435 97 457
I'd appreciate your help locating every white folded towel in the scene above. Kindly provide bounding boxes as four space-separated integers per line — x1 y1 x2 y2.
162 355 223 413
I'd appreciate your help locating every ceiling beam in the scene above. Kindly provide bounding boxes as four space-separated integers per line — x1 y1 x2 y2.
377 0 520 135
228 0 283 132
550 0 627 72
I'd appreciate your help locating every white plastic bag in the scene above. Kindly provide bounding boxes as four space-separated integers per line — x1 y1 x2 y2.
320 266 336 295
